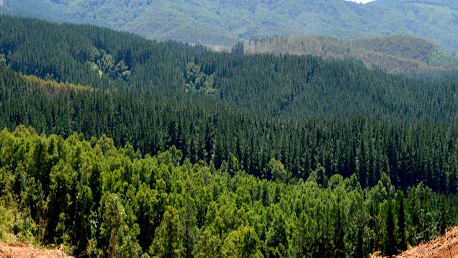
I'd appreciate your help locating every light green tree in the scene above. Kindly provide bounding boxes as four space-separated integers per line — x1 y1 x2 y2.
99 193 141 257
150 206 181 258
222 225 262 258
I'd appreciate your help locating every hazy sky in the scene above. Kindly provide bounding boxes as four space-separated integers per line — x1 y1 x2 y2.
346 0 375 4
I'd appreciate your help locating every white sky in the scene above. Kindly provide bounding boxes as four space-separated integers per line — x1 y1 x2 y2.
346 0 376 4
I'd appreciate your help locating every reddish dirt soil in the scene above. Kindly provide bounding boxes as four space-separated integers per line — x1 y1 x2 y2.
0 243 73 258
373 227 458 258
397 227 458 258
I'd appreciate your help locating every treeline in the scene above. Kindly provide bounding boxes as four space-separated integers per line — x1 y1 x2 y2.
2 16 458 123
2 64 458 193
411 69 458 84
1 126 457 257
24 75 107 96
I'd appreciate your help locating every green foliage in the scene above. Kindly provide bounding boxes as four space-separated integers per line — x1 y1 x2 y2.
1 17 458 258
0 205 37 244
231 42 244 56
384 198 396 256
150 206 181 258
266 211 289 257
395 190 407 252
3 16 458 125
136 183 163 253
195 227 222 257
184 62 217 95
222 225 262 258
179 195 198 258
99 193 141 257
266 158 289 183
3 43 458 193
0 126 456 257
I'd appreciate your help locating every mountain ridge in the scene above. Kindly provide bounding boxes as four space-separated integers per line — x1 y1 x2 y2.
2 0 458 54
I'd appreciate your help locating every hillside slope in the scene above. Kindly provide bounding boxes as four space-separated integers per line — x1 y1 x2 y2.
2 0 458 54
4 17 458 194
2 16 458 123
394 227 458 257
245 34 458 74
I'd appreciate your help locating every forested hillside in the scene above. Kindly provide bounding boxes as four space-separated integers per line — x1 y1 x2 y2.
245 34 458 74
2 63 458 193
1 16 458 257
2 0 458 54
1 126 457 257
1 16 458 191
1 16 458 122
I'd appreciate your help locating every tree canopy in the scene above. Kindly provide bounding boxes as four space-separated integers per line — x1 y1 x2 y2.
0 126 457 257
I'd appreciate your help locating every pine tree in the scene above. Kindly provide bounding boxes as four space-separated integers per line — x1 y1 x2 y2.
384 198 397 256
334 194 345 258
395 190 407 252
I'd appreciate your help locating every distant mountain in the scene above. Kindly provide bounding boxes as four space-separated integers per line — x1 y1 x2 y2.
2 0 458 54
244 34 458 74
0 0 78 23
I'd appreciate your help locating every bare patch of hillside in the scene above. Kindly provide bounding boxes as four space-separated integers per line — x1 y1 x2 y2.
372 227 458 258
0 243 73 258
398 227 458 258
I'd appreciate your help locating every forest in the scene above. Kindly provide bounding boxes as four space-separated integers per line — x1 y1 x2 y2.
1 16 458 123
2 64 458 194
0 16 458 257
1 126 457 257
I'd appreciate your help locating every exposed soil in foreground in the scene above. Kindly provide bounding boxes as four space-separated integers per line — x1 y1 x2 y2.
373 227 458 258
0 243 73 258
397 227 458 258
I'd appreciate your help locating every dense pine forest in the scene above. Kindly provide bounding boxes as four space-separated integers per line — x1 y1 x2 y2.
2 16 458 122
1 16 458 257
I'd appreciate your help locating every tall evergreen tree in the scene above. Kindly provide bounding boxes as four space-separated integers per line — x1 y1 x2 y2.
384 198 397 256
